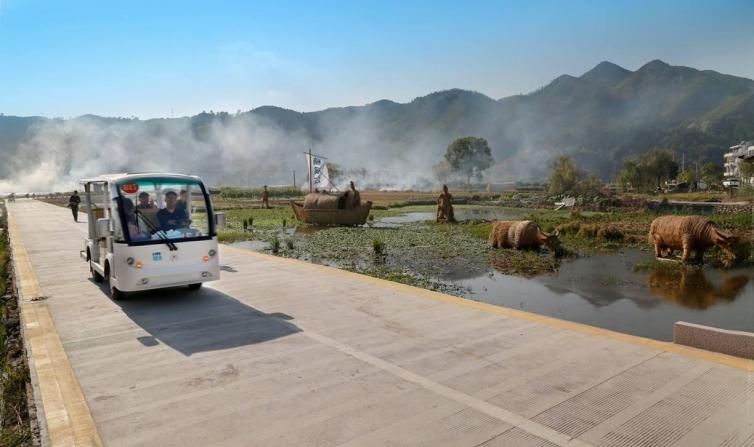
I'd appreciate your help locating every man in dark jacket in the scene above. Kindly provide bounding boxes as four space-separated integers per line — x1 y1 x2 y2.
68 191 81 222
157 191 189 231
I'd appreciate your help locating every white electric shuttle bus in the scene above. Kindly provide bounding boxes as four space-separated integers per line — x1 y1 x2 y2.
80 173 220 299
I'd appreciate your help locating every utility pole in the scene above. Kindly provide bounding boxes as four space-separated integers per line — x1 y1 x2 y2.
293 170 296 188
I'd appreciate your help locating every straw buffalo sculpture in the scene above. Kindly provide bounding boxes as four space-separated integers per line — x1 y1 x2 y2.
648 215 737 266
488 220 561 254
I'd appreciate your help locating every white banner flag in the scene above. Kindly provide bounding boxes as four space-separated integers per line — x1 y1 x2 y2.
306 153 333 191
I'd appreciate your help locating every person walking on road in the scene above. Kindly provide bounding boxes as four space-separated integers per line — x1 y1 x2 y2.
68 190 81 222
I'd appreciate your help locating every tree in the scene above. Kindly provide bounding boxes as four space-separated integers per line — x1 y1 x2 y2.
700 162 723 187
619 150 679 192
618 159 643 191
443 137 494 187
739 160 754 185
548 155 580 195
677 170 698 185
432 160 453 182
641 150 679 188
576 174 603 196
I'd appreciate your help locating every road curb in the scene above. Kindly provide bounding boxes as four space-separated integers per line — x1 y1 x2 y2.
7 203 103 447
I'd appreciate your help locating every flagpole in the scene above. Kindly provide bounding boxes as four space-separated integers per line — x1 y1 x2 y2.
308 148 313 193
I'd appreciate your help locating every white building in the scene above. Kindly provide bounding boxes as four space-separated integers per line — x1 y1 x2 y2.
723 141 754 187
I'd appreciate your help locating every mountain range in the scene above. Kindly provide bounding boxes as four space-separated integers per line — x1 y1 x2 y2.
1 59 753 190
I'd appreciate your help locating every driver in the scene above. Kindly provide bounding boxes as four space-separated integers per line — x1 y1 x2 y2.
137 191 155 209
157 191 189 231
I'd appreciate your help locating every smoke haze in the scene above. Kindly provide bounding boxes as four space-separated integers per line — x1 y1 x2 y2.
2 59 753 193
0 110 490 193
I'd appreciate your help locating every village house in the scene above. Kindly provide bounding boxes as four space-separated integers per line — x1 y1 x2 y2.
723 140 754 187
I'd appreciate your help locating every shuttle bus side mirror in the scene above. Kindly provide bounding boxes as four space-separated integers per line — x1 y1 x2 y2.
95 218 110 239
214 212 226 230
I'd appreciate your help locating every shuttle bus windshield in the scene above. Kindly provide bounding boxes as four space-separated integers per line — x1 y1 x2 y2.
114 177 214 245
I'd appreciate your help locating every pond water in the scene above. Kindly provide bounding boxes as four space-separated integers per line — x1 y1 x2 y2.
377 207 520 225
230 209 754 341
452 249 753 341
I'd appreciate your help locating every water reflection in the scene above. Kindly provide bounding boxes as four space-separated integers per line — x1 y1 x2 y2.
377 208 518 225
648 269 749 309
467 248 754 339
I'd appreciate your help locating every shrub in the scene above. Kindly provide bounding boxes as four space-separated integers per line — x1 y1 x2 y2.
217 230 250 243
285 238 294 250
577 224 599 238
372 239 385 255
270 236 280 254
556 221 581 235
732 240 752 265
598 225 624 241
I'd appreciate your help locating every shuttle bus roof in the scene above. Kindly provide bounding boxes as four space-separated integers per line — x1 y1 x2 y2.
79 172 203 184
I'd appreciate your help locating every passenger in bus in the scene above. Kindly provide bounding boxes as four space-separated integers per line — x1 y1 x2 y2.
176 189 188 212
157 191 189 231
122 198 148 241
137 192 155 209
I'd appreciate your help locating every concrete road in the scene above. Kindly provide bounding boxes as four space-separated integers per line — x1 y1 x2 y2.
7 200 754 447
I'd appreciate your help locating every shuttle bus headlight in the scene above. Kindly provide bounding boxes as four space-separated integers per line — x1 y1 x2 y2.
126 257 135 266
208 249 217 257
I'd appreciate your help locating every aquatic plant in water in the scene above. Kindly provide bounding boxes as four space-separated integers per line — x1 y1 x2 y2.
270 236 280 254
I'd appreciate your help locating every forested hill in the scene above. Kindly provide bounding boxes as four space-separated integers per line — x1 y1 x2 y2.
1 59 753 189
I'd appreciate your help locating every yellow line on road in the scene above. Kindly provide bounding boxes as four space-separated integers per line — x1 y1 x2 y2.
7 205 103 447
225 245 754 372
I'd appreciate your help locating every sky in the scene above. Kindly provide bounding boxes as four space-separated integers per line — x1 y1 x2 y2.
1 0 753 118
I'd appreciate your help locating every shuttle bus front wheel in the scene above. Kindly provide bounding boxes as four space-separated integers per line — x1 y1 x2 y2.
111 287 125 301
188 283 202 291
105 262 125 301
